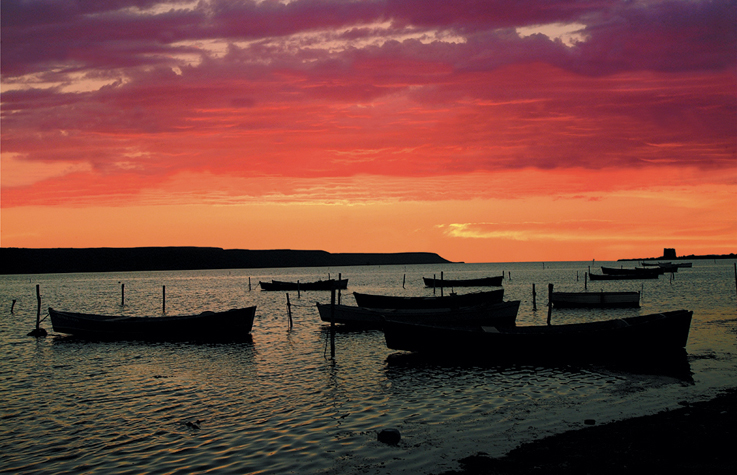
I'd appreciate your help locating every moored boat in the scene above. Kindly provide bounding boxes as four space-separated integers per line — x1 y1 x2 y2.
383 310 693 359
588 273 659 281
260 279 348 291
48 306 256 340
352 289 504 309
601 266 664 276
316 300 520 328
423 275 503 288
550 291 640 308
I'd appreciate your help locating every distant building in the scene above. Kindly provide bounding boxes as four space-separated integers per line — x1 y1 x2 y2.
663 248 677 259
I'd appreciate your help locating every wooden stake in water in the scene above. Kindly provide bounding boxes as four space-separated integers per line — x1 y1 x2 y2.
330 286 336 359
121 283 125 306
162 285 166 313
547 283 553 325
402 274 406 289
28 284 47 337
532 283 537 311
11 300 16 313
286 293 293 328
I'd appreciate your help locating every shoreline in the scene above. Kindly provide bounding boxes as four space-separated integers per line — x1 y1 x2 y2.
436 388 736 474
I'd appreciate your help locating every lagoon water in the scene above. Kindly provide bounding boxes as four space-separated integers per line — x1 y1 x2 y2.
1 260 736 474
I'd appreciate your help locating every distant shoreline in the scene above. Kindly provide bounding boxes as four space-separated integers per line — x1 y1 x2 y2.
0 247 453 275
619 253 736 262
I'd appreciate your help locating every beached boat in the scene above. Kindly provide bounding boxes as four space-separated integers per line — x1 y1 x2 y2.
423 275 503 288
352 289 504 309
383 310 693 359
588 273 659 281
260 279 348 291
550 291 640 308
48 306 256 340
316 300 520 328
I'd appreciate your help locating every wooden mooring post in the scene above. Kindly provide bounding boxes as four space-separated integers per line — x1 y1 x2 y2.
532 283 537 311
547 283 553 325
330 286 336 359
28 284 47 337
121 283 125 306
286 293 293 328
162 285 166 313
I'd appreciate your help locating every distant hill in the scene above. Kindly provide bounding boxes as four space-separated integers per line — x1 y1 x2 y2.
0 247 453 275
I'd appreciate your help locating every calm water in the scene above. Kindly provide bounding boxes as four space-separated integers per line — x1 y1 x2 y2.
1 261 736 474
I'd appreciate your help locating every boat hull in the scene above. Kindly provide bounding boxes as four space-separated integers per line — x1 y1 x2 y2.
260 279 348 291
49 306 256 341
588 273 659 281
353 289 504 309
422 275 503 287
317 300 520 328
384 310 693 360
551 291 640 308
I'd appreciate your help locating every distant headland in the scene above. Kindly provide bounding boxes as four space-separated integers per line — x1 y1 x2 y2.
0 247 453 275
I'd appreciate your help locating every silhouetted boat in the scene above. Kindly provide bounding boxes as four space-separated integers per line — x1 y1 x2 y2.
640 261 692 268
48 306 256 340
423 275 503 287
601 266 663 276
588 273 659 281
316 300 520 328
383 310 693 359
352 289 504 309
550 291 640 308
260 279 348 291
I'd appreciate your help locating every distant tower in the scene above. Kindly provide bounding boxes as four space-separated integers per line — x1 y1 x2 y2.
663 248 676 259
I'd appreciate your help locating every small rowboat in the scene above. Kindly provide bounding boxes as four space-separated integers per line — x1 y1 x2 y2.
422 275 503 288
588 273 659 281
352 289 504 309
383 310 693 359
316 300 520 328
260 279 348 291
550 291 640 308
48 306 256 340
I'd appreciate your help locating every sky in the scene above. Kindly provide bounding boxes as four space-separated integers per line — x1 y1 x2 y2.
1 0 735 263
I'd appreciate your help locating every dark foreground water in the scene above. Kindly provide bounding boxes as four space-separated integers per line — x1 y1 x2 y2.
1 261 736 474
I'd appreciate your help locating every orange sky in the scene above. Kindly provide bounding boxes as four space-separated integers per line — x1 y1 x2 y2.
2 1 736 263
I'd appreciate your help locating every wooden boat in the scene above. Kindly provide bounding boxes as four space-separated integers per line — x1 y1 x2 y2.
259 278 348 291
48 306 256 340
423 275 503 288
550 291 640 308
588 273 659 281
316 300 520 328
383 310 693 359
640 261 691 268
601 266 663 276
352 289 504 309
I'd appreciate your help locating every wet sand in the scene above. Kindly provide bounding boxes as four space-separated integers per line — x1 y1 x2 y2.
437 388 736 474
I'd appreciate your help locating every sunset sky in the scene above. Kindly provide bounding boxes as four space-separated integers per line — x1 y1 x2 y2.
2 0 735 263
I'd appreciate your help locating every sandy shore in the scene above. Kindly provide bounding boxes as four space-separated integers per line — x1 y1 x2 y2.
436 388 736 474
